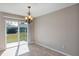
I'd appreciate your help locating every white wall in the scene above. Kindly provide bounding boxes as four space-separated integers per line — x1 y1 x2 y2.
0 13 5 50
27 21 35 44
34 4 79 55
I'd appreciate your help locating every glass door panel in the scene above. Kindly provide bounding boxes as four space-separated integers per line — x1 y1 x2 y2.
19 22 27 45
6 20 18 48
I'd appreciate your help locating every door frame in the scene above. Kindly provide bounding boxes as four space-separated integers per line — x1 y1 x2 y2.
5 18 27 48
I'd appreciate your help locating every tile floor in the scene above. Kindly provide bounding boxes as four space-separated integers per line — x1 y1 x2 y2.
0 43 65 56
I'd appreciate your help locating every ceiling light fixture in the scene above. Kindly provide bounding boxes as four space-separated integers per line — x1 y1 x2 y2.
25 6 33 24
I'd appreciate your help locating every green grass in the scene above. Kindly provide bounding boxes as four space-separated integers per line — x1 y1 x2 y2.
20 32 27 41
7 32 27 43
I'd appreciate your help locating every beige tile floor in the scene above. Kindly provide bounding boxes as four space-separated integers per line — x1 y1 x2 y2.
0 43 65 56
20 44 65 56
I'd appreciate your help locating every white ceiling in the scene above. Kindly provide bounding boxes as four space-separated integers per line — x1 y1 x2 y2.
0 3 76 17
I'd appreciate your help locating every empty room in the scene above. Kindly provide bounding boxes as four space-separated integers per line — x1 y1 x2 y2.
0 3 79 56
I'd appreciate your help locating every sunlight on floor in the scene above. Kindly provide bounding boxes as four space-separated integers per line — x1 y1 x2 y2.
1 42 29 56
7 41 27 48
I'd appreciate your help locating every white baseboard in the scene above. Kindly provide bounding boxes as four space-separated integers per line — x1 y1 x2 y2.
36 43 71 56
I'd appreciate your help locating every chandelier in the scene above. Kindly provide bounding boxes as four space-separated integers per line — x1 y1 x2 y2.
25 6 33 24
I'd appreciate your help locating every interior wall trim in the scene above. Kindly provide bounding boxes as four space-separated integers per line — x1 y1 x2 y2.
36 43 71 56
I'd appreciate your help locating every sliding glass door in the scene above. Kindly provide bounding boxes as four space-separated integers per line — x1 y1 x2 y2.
6 20 18 48
6 20 27 48
19 21 27 45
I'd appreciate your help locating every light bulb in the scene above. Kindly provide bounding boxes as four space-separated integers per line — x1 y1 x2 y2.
28 16 33 20
25 16 28 20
